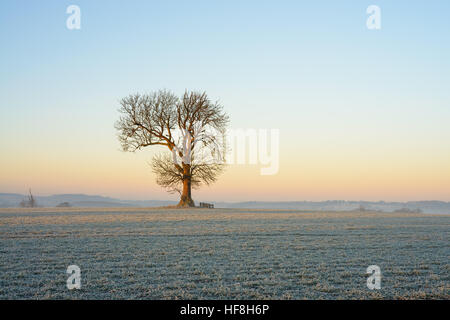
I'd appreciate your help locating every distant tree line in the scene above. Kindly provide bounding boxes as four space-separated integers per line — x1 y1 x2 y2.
394 208 423 213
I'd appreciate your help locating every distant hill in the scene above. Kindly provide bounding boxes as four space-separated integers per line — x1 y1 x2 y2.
0 193 177 208
0 193 449 214
214 200 450 214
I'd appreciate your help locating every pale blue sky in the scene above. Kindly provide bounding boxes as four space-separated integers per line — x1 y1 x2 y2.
1 1 449 201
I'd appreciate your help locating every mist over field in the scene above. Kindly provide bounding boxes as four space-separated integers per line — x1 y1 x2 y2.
1 193 450 214
0 208 448 299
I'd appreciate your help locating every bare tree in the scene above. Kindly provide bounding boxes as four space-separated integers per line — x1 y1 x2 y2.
115 90 229 207
20 189 37 208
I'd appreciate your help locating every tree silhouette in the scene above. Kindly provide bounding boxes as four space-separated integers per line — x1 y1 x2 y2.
19 189 37 208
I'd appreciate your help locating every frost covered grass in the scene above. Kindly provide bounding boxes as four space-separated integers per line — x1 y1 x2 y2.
0 208 448 299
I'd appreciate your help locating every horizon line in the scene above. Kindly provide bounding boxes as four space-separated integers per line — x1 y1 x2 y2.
1 192 449 203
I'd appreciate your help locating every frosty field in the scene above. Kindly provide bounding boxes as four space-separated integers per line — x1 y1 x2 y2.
0 208 448 299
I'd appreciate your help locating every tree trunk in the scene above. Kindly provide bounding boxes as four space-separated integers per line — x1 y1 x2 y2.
178 164 195 207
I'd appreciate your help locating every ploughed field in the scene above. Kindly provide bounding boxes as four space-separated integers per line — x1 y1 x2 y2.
0 208 448 299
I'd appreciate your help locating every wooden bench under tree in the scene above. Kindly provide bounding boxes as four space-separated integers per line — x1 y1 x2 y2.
199 202 214 208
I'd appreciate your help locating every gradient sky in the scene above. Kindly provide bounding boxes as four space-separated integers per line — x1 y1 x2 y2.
1 0 449 202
